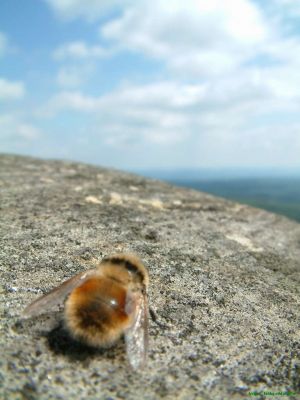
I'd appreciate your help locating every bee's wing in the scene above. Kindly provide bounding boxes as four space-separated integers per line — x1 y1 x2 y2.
124 290 149 370
23 269 97 318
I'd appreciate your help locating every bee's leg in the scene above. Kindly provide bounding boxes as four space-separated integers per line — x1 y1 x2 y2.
149 307 168 329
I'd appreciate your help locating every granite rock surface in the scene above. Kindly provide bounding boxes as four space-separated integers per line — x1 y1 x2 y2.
1 154 299 400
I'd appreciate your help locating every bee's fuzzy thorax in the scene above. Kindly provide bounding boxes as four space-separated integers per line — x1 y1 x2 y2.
99 253 149 288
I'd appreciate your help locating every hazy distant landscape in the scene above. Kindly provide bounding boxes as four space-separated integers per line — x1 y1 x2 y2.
168 178 300 223
139 170 300 223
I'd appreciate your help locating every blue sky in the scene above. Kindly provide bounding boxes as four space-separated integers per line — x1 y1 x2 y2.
1 0 300 171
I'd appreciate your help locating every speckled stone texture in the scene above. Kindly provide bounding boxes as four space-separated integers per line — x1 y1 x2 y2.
1 154 299 400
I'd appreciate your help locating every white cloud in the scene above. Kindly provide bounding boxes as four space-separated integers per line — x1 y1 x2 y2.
44 83 196 115
45 91 99 114
0 32 8 57
40 73 278 145
265 37 300 69
0 114 41 141
271 0 300 16
101 0 271 77
46 0 273 78
44 0 133 21
53 41 109 60
16 124 41 140
41 84 192 144
44 71 285 116
40 62 300 165
56 64 95 88
0 78 25 100
57 67 82 87
53 41 112 89
216 123 300 167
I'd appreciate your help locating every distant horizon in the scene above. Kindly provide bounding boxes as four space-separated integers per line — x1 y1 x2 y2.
2 152 300 179
134 166 300 180
2 152 299 223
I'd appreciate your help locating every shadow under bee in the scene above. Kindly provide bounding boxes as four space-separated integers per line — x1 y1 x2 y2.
44 321 125 363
